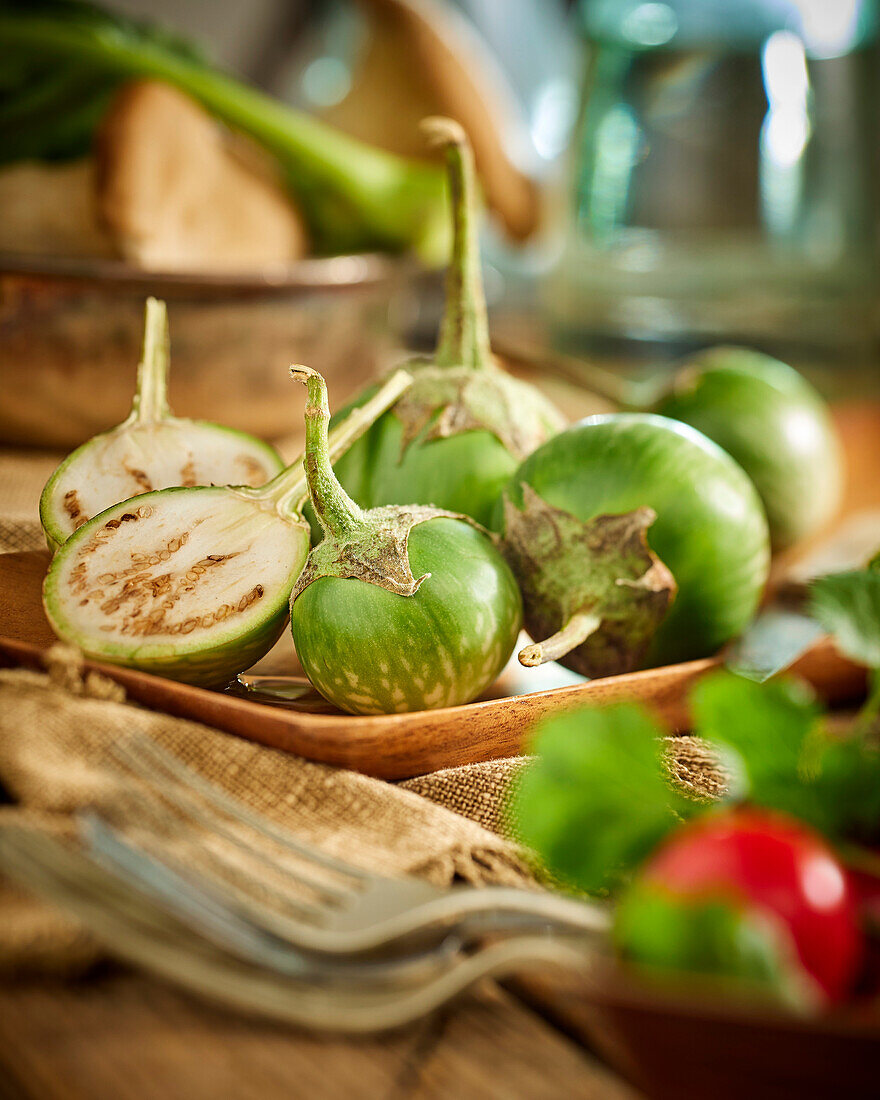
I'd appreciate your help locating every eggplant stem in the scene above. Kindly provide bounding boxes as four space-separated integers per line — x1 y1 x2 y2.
252 369 412 516
130 297 171 424
291 366 369 540
519 611 602 668
423 117 492 373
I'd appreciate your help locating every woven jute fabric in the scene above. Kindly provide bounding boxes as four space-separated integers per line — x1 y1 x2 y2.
0 651 539 975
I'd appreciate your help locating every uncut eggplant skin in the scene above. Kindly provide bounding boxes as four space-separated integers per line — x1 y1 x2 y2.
653 348 843 551
328 397 522 532
43 486 309 688
498 413 771 671
291 517 522 715
40 420 283 554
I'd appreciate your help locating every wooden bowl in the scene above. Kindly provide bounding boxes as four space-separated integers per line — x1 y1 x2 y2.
0 252 415 448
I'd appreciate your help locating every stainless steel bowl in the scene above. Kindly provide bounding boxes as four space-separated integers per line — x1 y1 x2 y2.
0 252 414 448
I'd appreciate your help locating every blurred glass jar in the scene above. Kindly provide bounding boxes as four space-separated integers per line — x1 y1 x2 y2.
545 0 880 368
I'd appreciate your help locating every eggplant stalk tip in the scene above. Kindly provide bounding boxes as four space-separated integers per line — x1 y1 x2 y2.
251 367 413 519
519 611 603 668
130 296 171 424
291 366 368 542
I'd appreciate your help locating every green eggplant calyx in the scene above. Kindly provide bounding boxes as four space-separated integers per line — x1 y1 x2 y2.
129 297 172 424
422 117 491 373
292 502 468 602
393 363 565 463
501 486 677 677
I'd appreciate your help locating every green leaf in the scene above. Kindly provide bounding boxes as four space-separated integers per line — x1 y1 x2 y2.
691 671 827 822
810 731 880 843
508 704 699 894
692 670 880 842
614 882 807 1007
808 569 880 670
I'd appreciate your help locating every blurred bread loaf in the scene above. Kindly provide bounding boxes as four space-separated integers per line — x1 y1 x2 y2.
95 81 309 271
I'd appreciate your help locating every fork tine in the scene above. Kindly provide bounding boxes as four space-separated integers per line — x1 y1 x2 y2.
80 811 329 937
108 734 371 888
78 813 462 984
95 777 340 925
105 743 351 911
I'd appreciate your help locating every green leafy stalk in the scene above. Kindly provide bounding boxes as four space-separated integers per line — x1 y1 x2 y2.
614 884 807 1008
809 568 880 672
422 117 492 371
0 1 448 258
692 667 880 844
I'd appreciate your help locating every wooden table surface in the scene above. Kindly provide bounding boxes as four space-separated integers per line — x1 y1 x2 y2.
0 969 641 1100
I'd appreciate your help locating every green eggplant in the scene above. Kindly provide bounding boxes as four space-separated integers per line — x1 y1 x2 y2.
568 345 842 551
653 347 842 550
290 367 523 715
40 298 283 552
498 413 770 675
327 117 564 530
42 369 412 687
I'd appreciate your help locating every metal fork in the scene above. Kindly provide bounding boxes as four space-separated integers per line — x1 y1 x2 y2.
0 824 597 1034
86 734 610 955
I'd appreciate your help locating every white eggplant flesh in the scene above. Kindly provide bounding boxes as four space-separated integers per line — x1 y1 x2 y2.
40 419 282 551
43 487 308 688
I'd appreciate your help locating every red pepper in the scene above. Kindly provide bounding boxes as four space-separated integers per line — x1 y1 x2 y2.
643 809 863 1003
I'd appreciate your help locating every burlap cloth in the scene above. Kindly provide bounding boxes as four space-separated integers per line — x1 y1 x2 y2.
0 450 726 979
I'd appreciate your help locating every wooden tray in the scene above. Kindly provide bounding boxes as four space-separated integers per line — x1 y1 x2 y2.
1 402 877 781
0 548 862 781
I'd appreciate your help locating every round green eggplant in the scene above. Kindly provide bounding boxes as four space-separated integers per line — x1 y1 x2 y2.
325 117 562 532
40 298 282 552
290 366 522 715
653 347 842 550
499 413 770 673
292 516 522 714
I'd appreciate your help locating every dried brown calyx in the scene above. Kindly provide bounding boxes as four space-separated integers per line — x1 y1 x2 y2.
502 486 677 677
